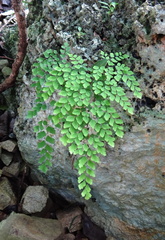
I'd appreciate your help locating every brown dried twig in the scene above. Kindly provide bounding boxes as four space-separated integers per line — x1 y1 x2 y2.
0 0 28 92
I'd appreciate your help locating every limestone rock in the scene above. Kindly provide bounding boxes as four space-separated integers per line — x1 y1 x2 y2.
2 162 20 177
1 66 12 77
0 59 8 70
21 185 49 214
1 140 17 152
0 212 62 240
13 0 165 239
0 177 16 210
1 152 13 166
56 206 83 233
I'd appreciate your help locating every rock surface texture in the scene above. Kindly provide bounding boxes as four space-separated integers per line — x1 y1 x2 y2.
0 177 16 210
0 213 62 240
21 185 49 214
14 0 165 239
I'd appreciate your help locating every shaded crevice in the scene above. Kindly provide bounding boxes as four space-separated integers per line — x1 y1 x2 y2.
134 96 157 111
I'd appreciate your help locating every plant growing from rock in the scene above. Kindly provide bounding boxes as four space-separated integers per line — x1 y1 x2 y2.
99 1 118 14
27 43 142 200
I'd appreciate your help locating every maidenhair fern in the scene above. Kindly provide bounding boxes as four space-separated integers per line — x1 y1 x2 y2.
27 43 142 200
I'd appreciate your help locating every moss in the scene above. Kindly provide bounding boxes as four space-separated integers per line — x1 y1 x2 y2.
4 27 18 58
27 0 43 26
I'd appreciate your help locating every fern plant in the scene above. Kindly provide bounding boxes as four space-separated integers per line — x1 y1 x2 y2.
27 43 142 200
99 1 118 14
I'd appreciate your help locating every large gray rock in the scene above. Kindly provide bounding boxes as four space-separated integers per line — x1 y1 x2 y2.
14 0 165 239
0 212 62 240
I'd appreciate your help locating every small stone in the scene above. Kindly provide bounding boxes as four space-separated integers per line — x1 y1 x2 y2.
1 140 17 152
0 59 9 70
0 177 16 210
1 66 12 77
1 152 13 166
2 162 20 177
21 185 49 214
56 206 83 233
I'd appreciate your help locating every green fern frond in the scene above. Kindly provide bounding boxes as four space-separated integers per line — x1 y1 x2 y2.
27 43 142 200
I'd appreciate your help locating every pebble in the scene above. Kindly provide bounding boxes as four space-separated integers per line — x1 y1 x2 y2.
21 185 49 214
0 177 16 210
1 140 17 152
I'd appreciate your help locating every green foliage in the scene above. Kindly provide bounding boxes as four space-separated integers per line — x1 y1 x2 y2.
76 26 86 39
99 1 118 14
27 43 142 200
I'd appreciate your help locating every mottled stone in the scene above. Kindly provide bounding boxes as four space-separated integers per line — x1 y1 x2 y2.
0 177 16 210
0 59 9 70
1 152 13 166
0 212 62 240
133 3 165 111
2 162 20 177
21 185 49 214
1 140 17 152
1 66 12 77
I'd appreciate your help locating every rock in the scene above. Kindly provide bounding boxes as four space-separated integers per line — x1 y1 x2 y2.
1 152 13 166
13 0 165 239
1 66 12 77
0 212 62 240
21 185 49 214
133 3 165 110
56 206 83 233
9 117 16 139
0 177 16 210
2 162 20 177
0 59 8 70
1 140 17 152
